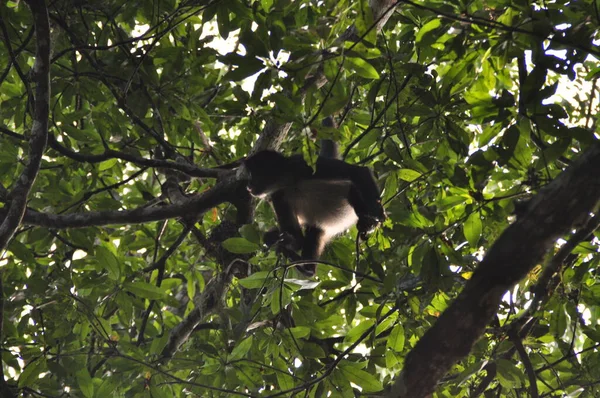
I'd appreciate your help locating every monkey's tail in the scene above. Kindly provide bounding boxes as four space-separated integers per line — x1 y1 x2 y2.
319 139 340 159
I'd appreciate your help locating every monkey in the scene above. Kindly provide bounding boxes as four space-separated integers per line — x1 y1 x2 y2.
242 141 385 276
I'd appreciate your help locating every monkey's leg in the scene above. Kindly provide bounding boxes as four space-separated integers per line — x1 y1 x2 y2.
299 227 327 276
271 191 304 250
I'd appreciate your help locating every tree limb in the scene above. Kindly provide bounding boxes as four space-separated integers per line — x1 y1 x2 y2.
391 141 600 397
160 260 248 359
508 327 539 398
2 176 243 229
0 0 50 252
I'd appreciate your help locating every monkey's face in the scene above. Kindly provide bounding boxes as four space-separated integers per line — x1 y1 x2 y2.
246 175 275 198
243 150 290 198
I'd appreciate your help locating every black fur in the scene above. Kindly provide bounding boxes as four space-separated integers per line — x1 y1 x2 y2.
243 143 384 276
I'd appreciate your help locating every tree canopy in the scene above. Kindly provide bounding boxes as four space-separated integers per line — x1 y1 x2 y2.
1 0 600 397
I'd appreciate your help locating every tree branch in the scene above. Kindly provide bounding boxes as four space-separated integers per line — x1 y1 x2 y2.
0 0 50 252
508 327 539 398
2 176 243 229
391 141 600 397
137 226 192 345
0 128 226 178
160 259 248 359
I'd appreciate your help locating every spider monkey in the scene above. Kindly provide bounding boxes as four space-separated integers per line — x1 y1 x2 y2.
242 140 385 276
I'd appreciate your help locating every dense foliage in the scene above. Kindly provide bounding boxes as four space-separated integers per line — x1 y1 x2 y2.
1 0 600 396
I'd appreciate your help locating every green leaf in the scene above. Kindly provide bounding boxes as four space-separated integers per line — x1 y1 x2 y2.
2 82 22 97
344 320 375 343
320 94 349 118
62 109 90 124
95 379 118 397
416 19 441 43
8 240 35 263
550 303 568 339
123 281 166 300
274 358 294 390
301 342 326 358
542 138 571 164
216 3 231 39
261 0 273 11
239 224 261 244
238 271 272 289
98 158 118 171
284 278 320 290
339 364 383 393
464 212 482 248
385 351 400 368
18 358 46 388
386 323 405 352
346 294 357 324
436 196 468 211
270 286 292 314
76 368 94 398
288 326 311 339
63 125 101 143
456 360 487 386
95 246 120 280
222 56 265 81
496 359 524 388
397 169 422 182
346 57 380 79
229 336 253 361
222 237 259 254
149 385 172 398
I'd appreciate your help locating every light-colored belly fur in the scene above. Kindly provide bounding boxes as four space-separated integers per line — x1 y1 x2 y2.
285 180 358 236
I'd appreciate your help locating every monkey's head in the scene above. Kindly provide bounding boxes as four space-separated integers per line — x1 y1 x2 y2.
242 150 292 198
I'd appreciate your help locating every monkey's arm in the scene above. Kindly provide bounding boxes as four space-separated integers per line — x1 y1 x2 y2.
348 166 385 222
348 184 383 239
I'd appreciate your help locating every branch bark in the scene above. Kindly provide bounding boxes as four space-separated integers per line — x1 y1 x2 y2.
2 176 242 229
0 0 50 252
391 141 600 397
160 260 248 359
0 273 15 398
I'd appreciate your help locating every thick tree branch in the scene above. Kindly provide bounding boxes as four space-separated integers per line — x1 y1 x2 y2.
391 141 600 398
160 260 248 359
370 0 399 30
1 177 242 229
0 0 50 251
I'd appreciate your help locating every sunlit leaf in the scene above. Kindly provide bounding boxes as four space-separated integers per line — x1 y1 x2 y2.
222 237 260 254
464 212 482 248
339 364 383 393
123 282 167 300
346 57 380 79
